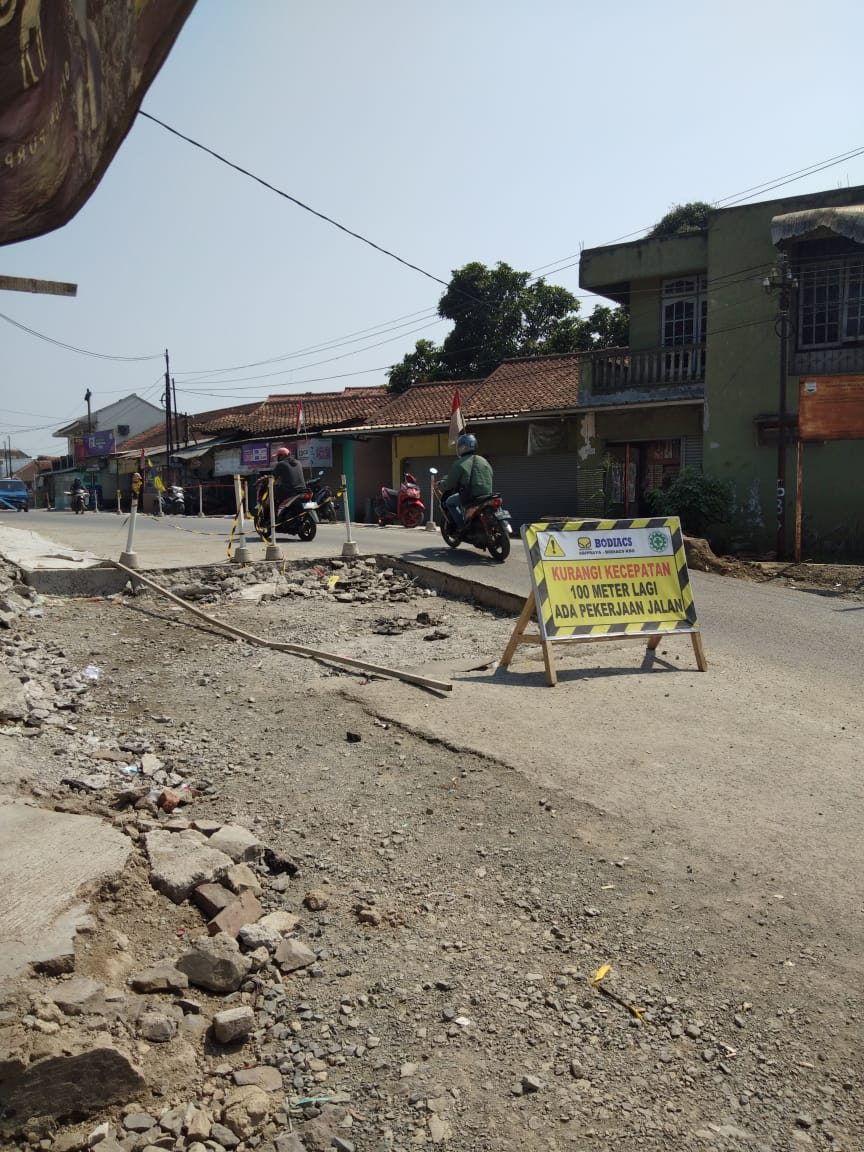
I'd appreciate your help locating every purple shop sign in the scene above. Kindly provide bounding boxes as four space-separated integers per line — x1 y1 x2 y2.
241 442 272 467
83 431 115 455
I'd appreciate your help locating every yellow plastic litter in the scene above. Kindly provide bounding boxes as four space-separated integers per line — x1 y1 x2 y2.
591 963 611 985
327 574 340 589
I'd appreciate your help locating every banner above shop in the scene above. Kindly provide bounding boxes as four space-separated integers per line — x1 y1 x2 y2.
83 430 115 456
0 0 196 245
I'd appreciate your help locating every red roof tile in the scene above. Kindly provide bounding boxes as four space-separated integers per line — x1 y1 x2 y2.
361 355 580 430
197 387 390 438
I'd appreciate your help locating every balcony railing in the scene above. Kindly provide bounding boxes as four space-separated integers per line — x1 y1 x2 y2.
588 344 706 394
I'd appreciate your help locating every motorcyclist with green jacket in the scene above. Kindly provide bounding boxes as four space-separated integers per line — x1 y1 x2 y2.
438 433 493 532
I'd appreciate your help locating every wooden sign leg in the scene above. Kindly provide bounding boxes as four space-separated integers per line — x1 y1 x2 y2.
691 632 707 671
646 635 662 652
500 595 536 670
541 635 558 687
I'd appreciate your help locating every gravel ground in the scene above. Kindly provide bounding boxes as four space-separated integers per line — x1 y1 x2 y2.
0 557 862 1152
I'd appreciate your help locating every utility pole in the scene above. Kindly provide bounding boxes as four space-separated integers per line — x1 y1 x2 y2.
163 349 173 485
764 255 797 561
85 388 93 432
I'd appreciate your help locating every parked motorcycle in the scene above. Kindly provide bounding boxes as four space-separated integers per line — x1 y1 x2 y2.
375 472 425 528
254 477 319 541
162 484 185 515
435 482 512 562
70 488 88 514
308 471 338 523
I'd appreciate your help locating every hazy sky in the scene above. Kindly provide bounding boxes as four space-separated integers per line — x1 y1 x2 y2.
2 0 862 458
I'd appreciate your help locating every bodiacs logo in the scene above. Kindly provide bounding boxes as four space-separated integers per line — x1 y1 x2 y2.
648 530 668 553
577 536 592 549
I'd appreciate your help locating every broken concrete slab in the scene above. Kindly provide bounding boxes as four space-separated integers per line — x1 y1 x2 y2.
207 824 262 863
0 797 130 982
47 977 108 1016
0 1044 146 1129
144 829 233 903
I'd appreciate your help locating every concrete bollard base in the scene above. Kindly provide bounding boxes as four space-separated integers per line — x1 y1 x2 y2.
232 545 252 564
341 541 359 558
118 551 140 570
265 544 282 561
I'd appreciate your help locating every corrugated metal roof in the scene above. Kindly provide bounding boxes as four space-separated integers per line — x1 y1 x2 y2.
771 205 864 246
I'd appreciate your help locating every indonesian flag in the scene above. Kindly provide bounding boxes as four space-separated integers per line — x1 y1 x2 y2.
295 403 304 434
448 389 465 446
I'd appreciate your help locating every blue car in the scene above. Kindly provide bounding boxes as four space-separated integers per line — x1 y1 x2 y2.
0 479 29 511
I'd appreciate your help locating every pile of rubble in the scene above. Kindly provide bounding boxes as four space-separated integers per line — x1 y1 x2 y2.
0 556 43 630
1 805 369 1152
163 559 428 607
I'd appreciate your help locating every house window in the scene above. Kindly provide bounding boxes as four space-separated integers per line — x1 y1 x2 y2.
661 275 707 381
798 256 864 348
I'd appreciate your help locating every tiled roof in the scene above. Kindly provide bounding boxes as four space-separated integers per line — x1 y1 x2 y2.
197 387 390 438
360 355 581 430
13 457 57 482
362 380 481 429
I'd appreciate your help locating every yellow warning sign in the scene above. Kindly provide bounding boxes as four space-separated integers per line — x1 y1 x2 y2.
499 516 707 685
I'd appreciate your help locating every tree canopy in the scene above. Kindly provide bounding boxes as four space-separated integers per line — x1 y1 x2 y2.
648 201 713 237
387 261 629 392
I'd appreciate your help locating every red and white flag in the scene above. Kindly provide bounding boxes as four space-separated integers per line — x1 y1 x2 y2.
448 389 465 445
295 403 304 434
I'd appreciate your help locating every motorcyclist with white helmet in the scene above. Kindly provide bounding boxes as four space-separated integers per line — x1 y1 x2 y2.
438 433 494 532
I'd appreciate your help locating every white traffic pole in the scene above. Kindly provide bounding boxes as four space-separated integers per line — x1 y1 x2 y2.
119 501 140 570
265 475 282 561
198 483 204 517
426 467 438 531
341 471 358 558
232 474 251 563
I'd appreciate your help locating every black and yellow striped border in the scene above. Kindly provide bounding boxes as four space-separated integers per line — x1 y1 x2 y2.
522 517 699 640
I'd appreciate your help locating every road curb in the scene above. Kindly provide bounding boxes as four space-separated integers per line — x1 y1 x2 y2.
377 555 524 616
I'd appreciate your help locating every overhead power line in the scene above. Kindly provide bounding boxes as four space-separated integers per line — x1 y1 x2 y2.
0 311 161 361
138 110 452 291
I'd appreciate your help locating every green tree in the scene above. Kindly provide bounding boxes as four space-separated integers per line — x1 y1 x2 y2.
387 261 628 392
649 201 713 237
385 338 451 393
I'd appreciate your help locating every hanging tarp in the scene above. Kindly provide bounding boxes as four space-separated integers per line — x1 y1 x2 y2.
0 0 195 246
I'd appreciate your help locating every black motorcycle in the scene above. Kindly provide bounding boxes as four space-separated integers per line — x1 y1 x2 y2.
436 483 513 562
70 488 88 514
308 471 338 523
254 478 318 542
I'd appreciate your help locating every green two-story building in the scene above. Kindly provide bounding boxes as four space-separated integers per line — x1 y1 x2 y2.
580 185 864 557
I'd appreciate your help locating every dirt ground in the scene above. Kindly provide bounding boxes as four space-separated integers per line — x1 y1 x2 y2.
1 556 862 1152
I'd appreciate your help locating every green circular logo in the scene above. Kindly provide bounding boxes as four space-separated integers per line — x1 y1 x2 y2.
648 530 667 553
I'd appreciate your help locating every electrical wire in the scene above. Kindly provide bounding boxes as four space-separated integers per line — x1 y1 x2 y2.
138 110 452 291
0 311 162 361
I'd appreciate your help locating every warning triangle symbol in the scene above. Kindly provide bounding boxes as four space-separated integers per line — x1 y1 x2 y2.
544 535 565 557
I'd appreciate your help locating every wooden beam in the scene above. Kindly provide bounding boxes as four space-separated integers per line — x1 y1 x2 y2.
0 275 77 297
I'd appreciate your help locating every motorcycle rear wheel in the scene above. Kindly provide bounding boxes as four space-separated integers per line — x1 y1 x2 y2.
486 519 510 562
402 505 423 529
298 513 317 542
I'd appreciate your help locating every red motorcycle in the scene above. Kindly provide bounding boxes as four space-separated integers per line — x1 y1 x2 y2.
375 472 425 528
